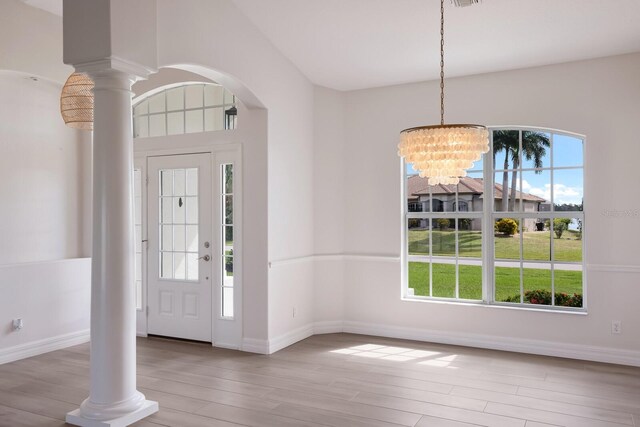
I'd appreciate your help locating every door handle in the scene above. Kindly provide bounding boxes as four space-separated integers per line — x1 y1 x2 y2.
198 254 211 262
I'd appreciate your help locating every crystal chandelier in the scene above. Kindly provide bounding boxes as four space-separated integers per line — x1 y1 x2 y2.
60 72 94 131
398 0 489 186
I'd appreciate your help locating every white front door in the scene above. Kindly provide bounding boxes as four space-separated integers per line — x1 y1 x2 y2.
147 153 213 342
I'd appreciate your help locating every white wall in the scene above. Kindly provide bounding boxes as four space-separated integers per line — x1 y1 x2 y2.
155 0 316 345
312 53 640 364
0 259 91 363
0 71 90 263
0 1 91 364
312 87 346 325
0 0 72 82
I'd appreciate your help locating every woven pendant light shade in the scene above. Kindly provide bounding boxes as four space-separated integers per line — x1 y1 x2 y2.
60 72 94 130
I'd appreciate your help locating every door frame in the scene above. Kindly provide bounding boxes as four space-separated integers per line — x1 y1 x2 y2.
134 134 243 350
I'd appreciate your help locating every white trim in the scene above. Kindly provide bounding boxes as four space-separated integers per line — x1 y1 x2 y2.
269 253 400 268
313 320 344 334
213 342 240 351
587 264 640 273
66 400 158 427
266 255 640 273
0 329 90 365
268 324 316 354
341 321 640 367
248 320 638 367
241 337 269 354
73 56 156 80
0 257 90 269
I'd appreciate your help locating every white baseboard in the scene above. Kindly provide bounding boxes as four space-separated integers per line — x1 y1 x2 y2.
313 320 344 335
0 329 90 365
269 324 315 354
241 337 269 354
342 321 640 367
254 320 639 367
214 341 240 351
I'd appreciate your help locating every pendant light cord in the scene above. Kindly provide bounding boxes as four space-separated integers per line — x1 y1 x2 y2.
440 0 445 125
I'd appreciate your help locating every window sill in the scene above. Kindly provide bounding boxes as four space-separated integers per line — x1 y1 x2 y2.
401 296 587 315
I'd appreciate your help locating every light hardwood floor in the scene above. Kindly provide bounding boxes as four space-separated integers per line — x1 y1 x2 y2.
0 333 639 427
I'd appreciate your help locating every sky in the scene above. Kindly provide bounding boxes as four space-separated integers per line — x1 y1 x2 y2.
406 132 584 206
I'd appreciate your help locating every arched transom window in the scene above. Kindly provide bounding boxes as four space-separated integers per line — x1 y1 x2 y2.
133 83 237 138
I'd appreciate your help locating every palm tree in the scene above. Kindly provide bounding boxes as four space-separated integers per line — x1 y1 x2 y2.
508 131 550 210
492 131 550 211
492 130 518 212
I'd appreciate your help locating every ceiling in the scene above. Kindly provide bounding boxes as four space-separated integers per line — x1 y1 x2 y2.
233 0 640 90
21 0 640 91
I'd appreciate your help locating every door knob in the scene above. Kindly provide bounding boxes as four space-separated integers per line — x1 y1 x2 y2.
198 254 211 262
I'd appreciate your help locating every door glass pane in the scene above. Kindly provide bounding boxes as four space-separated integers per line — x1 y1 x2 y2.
174 196 186 224
186 197 198 224
187 225 198 252
186 168 198 195
222 287 234 318
174 253 186 280
221 164 234 318
159 168 199 282
224 164 233 194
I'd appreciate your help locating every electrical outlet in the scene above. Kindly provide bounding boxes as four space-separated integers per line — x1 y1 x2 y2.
12 318 23 331
611 320 622 334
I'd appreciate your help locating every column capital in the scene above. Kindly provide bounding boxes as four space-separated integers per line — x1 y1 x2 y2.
73 56 154 83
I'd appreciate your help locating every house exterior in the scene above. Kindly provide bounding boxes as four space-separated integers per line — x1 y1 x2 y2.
407 175 549 231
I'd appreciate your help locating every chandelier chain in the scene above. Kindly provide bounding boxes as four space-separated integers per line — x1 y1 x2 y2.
440 0 445 126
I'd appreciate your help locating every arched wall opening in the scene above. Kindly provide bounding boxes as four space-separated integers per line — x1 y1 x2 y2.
131 66 269 349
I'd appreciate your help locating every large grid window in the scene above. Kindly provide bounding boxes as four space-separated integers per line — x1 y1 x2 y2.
133 83 237 138
405 127 585 310
406 163 484 300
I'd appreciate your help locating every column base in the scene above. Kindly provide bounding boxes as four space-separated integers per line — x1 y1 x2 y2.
66 400 158 427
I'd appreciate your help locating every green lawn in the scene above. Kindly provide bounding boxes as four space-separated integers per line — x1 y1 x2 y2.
408 262 582 302
408 229 582 262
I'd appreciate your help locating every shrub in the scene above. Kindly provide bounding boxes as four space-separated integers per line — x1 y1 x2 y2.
502 290 582 307
544 218 571 238
408 218 422 229
436 218 450 230
495 218 517 236
458 218 472 230
554 218 571 238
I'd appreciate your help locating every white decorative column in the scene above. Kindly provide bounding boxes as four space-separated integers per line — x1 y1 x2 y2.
65 68 158 427
63 1 159 424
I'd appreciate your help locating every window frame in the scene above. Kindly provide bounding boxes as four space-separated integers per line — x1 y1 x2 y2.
132 82 238 138
402 126 587 312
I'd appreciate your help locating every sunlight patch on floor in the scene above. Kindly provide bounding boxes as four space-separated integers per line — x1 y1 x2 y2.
329 344 459 366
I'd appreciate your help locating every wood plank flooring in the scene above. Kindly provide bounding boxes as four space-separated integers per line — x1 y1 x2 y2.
0 333 639 426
